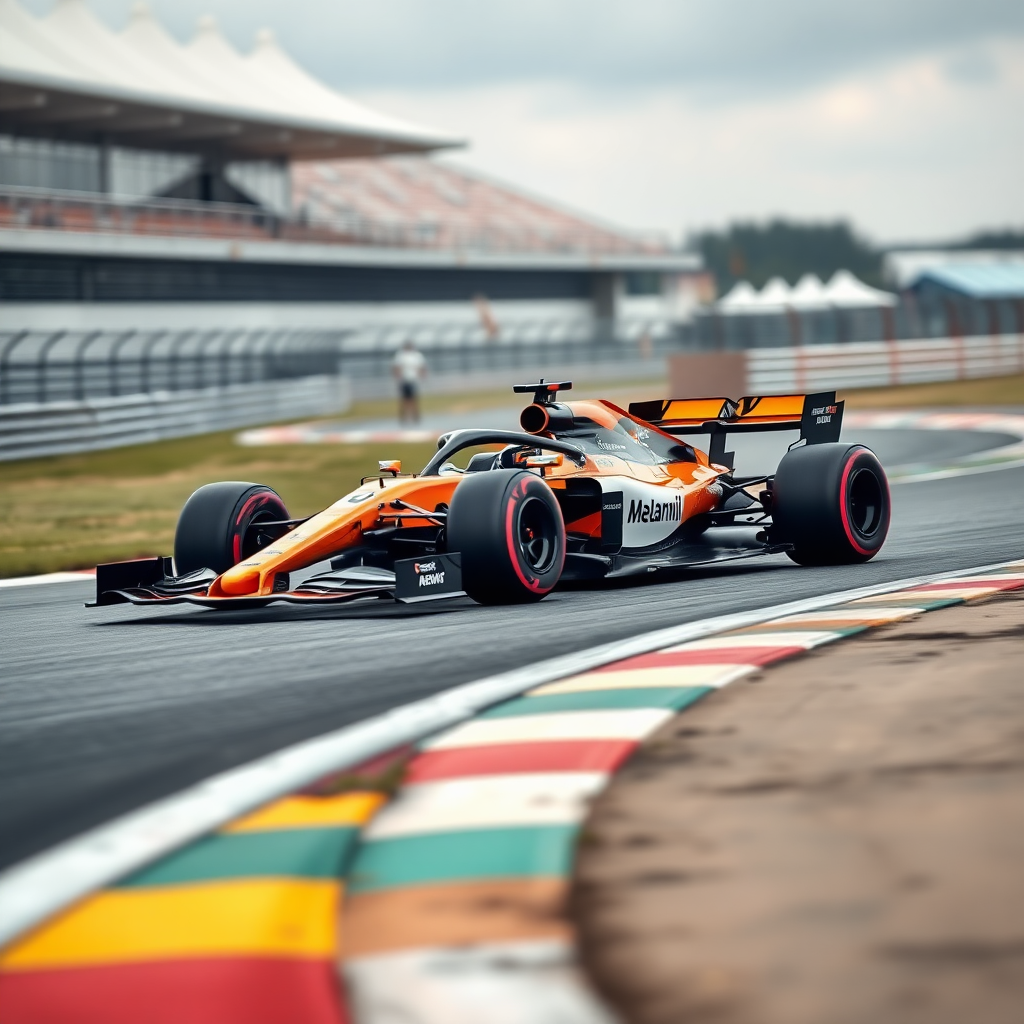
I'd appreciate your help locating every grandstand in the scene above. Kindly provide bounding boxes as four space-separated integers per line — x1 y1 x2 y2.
291 157 664 256
0 0 704 414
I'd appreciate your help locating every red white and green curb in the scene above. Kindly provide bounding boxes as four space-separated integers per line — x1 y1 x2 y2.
2 559 1023 1023
337 560 1024 1024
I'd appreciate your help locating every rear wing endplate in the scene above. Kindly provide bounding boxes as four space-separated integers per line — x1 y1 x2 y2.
629 391 844 470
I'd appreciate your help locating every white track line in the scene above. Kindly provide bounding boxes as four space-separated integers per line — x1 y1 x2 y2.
0 557 1021 949
0 571 93 589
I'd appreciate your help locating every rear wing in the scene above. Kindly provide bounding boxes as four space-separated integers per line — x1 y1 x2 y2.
629 391 844 470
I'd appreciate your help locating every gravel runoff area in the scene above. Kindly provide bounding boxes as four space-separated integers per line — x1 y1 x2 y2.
572 589 1024 1024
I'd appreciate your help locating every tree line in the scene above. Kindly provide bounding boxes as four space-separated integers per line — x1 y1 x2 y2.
689 221 1024 294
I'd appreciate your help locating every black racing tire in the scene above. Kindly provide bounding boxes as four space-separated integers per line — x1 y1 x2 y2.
772 443 890 566
447 469 566 604
173 481 289 577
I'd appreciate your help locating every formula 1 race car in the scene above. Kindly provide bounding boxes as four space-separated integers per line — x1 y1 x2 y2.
90 381 890 610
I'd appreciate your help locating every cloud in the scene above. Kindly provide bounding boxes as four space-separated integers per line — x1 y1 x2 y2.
355 37 1024 242
943 47 1001 84
25 0 1024 98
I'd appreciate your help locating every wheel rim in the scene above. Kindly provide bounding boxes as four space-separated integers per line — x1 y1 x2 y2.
241 506 286 559
516 496 558 573
847 466 883 538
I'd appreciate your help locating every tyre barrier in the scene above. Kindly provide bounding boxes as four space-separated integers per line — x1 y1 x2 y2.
2 560 1023 1023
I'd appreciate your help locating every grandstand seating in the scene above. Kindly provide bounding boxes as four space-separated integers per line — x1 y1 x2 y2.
1 156 661 255
291 156 658 255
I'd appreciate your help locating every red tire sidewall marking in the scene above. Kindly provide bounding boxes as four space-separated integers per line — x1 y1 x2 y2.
232 491 277 564
505 478 542 592
839 451 879 557
503 477 564 594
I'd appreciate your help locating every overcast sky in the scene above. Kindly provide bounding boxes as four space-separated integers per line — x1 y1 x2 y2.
27 0 1024 243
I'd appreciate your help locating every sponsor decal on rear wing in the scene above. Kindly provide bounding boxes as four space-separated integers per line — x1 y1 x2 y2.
630 392 843 441
628 391 843 469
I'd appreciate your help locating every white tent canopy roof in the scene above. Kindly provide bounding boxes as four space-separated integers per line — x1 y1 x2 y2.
823 270 897 308
755 276 792 309
789 273 829 309
717 280 759 311
716 270 897 313
0 0 461 159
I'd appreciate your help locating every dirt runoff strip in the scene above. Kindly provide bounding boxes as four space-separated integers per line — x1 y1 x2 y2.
573 587 1024 1024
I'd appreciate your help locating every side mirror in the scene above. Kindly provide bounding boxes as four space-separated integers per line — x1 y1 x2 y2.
378 459 402 476
514 451 563 469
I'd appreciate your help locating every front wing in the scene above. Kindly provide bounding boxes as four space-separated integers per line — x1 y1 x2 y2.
87 555 465 608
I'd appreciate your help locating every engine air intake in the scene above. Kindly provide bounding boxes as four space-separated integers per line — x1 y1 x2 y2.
521 402 574 434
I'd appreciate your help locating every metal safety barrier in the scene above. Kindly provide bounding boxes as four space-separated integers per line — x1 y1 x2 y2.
0 322 682 407
746 335 1024 392
0 375 351 462
0 327 343 407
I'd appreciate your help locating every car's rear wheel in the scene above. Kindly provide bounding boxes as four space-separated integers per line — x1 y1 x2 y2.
772 443 890 565
174 481 290 576
447 468 566 604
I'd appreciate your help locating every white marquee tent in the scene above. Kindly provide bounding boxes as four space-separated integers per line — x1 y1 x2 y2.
789 273 829 309
823 269 897 308
717 280 760 312
754 276 793 310
716 270 896 314
0 0 460 159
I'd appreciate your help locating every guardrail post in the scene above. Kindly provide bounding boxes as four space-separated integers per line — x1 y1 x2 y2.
139 330 167 394
166 329 196 392
258 331 284 382
72 330 103 402
194 330 224 390
266 330 293 380
945 300 965 379
0 330 29 405
239 330 266 384
36 330 67 404
108 330 138 397
217 329 244 388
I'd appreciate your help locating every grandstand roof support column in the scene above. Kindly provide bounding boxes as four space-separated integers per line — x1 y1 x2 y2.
592 272 620 346
98 135 112 195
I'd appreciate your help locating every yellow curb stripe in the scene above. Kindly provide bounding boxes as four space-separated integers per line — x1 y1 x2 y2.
1 879 339 969
226 792 386 833
529 664 754 695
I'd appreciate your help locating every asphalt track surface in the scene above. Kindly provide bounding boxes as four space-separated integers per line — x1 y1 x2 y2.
2 426 1023 872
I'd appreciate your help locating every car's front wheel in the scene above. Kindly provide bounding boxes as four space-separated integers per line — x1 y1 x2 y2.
174 481 290 576
447 469 565 604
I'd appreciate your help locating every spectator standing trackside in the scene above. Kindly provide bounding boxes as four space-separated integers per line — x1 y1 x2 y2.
392 340 427 424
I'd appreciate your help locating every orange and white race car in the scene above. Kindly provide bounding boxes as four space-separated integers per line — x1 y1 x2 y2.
90 381 890 609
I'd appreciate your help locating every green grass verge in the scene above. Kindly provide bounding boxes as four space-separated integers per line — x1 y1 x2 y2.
0 432 439 578
846 373 1024 409
2 373 1020 578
